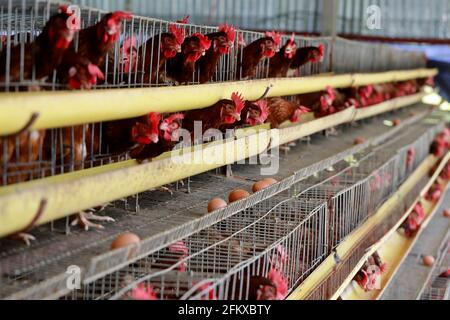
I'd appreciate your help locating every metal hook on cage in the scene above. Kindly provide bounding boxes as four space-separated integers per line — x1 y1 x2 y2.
21 198 47 233
9 198 47 244
4 112 40 138
333 249 341 264
256 83 273 101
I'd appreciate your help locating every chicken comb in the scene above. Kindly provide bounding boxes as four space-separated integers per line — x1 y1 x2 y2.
318 44 325 57
131 284 158 300
169 24 186 45
325 86 336 100
192 33 212 50
254 99 269 121
58 4 79 16
148 112 162 128
231 92 245 113
267 268 288 300
197 282 217 300
87 63 105 81
165 113 185 123
265 31 282 47
177 15 190 24
298 105 311 114
237 33 247 48
58 4 69 14
288 32 296 44
169 241 188 255
110 11 133 22
218 24 236 42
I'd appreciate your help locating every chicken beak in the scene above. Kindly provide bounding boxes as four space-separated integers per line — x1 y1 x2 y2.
159 122 169 132
150 134 159 143
233 113 241 121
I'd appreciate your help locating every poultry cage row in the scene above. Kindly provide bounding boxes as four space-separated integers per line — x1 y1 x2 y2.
0 0 429 190
0 0 426 90
72 0 324 33
47 122 443 301
418 233 450 300
0 107 440 300
72 0 450 40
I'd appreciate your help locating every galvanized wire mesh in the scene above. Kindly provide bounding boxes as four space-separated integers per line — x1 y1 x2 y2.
52 121 442 301
71 0 324 34
418 232 450 300
73 0 450 40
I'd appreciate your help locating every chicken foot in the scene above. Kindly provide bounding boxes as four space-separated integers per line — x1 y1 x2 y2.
9 233 37 246
71 209 115 231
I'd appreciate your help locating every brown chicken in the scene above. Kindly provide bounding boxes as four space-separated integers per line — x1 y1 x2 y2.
237 31 282 79
268 33 297 78
49 51 104 173
0 6 77 85
60 11 132 75
226 275 278 300
182 92 245 141
196 24 236 83
103 112 162 157
137 23 186 84
288 44 324 76
130 113 185 161
0 7 78 180
165 33 212 84
220 99 269 131
115 24 186 84
266 97 310 128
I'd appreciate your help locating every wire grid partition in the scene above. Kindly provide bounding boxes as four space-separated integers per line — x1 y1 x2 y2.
71 0 324 34
56 123 439 300
418 233 450 300
73 0 450 40
0 0 333 90
0 114 438 300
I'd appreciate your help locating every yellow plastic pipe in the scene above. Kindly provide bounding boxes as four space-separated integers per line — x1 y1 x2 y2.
0 132 271 238
0 93 432 239
0 68 437 135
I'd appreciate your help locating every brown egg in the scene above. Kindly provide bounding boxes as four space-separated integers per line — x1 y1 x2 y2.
263 178 278 185
423 255 435 266
207 198 227 213
111 232 141 250
393 119 401 126
229 189 250 203
354 137 365 145
443 209 450 218
252 180 271 192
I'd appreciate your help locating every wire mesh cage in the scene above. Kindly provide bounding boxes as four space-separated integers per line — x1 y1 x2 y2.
418 234 450 300
42 121 441 301
71 0 325 34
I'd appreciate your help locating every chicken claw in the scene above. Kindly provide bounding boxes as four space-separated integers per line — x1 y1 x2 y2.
158 186 174 195
71 211 115 231
325 127 339 137
10 232 36 246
